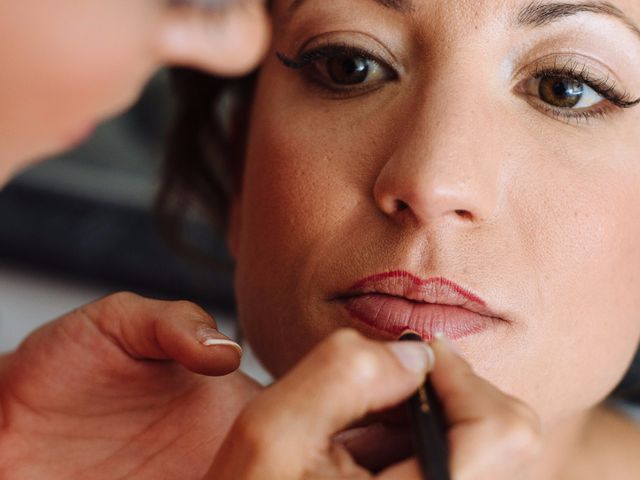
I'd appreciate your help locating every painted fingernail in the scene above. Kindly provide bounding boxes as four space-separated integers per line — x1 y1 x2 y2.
388 341 435 375
196 325 243 356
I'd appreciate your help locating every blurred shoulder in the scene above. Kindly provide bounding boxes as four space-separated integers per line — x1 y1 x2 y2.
593 403 640 477
615 401 640 424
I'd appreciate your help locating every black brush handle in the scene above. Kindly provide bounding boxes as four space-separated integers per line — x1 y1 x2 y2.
400 332 451 480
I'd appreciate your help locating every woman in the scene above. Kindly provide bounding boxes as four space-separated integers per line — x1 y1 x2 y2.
0 2 490 479
162 0 640 478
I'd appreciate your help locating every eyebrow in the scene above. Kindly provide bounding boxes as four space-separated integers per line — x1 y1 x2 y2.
518 1 640 39
288 0 412 14
288 0 640 40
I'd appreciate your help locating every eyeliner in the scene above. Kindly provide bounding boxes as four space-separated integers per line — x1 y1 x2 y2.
400 331 451 480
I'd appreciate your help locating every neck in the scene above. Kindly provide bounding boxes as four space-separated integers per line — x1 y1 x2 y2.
528 408 592 480
531 403 640 480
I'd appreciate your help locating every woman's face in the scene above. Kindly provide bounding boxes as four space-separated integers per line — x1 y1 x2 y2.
232 0 640 427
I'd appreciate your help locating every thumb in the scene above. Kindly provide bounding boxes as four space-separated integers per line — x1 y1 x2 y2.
158 0 270 76
207 329 434 479
79 292 243 376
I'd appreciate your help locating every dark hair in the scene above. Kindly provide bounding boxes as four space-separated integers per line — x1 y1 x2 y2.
155 68 255 267
157 67 640 404
614 353 640 403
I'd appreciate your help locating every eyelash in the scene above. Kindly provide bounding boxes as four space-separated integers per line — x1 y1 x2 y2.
277 43 640 124
277 44 367 69
525 62 640 124
277 44 398 97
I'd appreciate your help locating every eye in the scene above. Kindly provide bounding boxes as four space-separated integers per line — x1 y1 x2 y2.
277 45 398 94
515 59 640 124
525 75 604 109
316 53 390 87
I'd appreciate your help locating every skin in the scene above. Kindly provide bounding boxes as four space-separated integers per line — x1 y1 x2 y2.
0 0 269 184
229 0 640 476
0 294 261 479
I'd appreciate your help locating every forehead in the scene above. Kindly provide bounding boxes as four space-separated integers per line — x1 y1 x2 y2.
273 0 640 27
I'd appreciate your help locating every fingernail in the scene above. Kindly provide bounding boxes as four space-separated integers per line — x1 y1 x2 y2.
388 341 435 375
434 331 461 355
196 325 243 356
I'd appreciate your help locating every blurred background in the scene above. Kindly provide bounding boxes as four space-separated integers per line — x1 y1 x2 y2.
0 72 268 381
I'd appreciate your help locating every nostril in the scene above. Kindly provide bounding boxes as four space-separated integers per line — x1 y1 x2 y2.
395 200 409 212
455 209 473 221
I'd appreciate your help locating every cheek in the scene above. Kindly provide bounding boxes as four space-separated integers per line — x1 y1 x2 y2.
234 97 351 374
236 70 385 262
548 154 640 342
501 138 640 419
568 167 640 389
234 66 394 374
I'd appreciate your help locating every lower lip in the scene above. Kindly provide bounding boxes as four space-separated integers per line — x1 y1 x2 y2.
344 294 498 340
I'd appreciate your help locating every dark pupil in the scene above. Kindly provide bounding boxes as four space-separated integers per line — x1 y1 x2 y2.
539 76 584 108
326 55 370 85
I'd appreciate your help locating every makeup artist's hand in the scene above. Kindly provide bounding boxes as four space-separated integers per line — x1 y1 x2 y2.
0 292 260 479
205 330 541 480
424 338 542 480
205 329 434 479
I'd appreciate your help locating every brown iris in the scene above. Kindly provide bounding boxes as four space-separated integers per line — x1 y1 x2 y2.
326 55 369 85
539 76 584 108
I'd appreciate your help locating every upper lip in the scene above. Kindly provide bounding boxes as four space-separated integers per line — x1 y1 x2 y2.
339 270 501 319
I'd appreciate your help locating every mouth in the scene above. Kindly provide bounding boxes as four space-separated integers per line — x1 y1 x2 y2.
335 271 505 341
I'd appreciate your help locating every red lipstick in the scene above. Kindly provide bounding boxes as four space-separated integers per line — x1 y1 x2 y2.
340 271 501 340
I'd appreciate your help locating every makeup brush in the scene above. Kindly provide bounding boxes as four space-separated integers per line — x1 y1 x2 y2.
399 331 451 480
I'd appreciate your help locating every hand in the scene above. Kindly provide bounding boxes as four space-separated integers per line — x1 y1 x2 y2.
425 337 542 479
0 292 261 479
205 330 541 480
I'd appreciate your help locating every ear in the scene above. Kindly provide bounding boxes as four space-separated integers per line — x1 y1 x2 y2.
156 1 270 76
226 195 243 260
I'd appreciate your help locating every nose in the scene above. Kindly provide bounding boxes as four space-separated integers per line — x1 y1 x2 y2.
373 87 502 227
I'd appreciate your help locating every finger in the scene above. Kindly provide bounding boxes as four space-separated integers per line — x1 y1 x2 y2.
429 336 541 478
159 0 271 76
79 292 242 376
209 329 434 478
259 329 433 443
333 422 412 473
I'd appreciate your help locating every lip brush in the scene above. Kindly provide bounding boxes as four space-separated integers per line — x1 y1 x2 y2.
400 331 451 480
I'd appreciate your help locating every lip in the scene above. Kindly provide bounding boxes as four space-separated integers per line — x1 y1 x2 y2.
337 271 504 340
